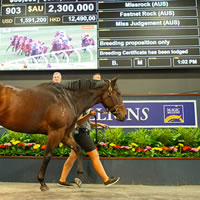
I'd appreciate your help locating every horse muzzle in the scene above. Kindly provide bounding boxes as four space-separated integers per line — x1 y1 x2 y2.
116 114 126 122
114 108 127 122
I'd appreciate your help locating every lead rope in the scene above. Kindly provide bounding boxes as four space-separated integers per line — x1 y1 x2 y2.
102 127 108 143
94 114 98 144
94 109 107 145
94 111 110 144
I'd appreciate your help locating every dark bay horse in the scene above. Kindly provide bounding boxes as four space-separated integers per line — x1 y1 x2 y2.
0 77 126 191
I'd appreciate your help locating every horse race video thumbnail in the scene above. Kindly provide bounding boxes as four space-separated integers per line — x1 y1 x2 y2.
0 25 97 70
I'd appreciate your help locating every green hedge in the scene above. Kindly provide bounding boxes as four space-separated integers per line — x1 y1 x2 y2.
1 128 200 157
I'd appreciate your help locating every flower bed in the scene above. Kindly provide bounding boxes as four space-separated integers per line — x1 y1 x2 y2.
1 128 200 157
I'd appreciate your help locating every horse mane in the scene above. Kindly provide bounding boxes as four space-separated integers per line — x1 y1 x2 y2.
61 79 105 90
0 83 5 90
38 80 105 91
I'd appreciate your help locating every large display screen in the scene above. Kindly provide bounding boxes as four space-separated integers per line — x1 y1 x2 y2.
0 0 200 70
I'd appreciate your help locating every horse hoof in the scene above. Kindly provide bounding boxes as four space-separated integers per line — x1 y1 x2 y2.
40 185 49 191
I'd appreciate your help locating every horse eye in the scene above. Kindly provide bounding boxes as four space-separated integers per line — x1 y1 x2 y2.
117 92 121 96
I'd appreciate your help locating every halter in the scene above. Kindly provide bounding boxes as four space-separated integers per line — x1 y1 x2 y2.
94 80 124 144
102 80 124 115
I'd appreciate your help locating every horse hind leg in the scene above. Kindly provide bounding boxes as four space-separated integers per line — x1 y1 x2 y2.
62 53 65 61
37 129 65 191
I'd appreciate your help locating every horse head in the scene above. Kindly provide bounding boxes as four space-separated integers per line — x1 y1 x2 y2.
101 77 127 121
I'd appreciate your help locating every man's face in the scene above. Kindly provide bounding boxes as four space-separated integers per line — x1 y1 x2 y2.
93 74 101 80
53 74 62 83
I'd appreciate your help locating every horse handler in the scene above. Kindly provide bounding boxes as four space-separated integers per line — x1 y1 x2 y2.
52 72 120 187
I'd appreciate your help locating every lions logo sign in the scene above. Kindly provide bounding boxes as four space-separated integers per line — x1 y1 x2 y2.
92 100 197 128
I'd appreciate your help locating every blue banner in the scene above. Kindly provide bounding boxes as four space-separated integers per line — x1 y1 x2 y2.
91 100 197 128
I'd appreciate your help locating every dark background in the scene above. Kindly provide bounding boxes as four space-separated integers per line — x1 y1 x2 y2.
0 68 200 95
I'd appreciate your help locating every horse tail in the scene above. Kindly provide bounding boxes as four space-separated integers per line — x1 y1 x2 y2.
89 38 95 46
92 38 95 45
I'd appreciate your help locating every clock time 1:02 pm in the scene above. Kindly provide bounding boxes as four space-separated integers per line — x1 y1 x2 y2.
176 59 198 65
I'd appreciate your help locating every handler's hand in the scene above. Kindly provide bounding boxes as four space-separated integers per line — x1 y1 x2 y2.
89 109 96 116
99 123 108 129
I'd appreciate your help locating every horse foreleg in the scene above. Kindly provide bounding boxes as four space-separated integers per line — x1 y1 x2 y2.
62 135 83 182
6 45 11 52
16 49 20 55
37 129 65 191
62 53 65 61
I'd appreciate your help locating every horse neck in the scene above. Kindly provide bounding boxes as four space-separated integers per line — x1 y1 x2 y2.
69 86 106 116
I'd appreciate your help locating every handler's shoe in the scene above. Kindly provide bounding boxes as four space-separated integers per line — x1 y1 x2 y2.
75 178 82 188
58 180 74 187
104 177 120 187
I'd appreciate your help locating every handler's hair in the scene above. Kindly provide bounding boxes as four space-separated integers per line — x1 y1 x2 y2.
52 72 62 77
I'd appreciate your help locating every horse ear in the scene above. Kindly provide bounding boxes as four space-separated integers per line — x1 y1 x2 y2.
111 76 119 87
